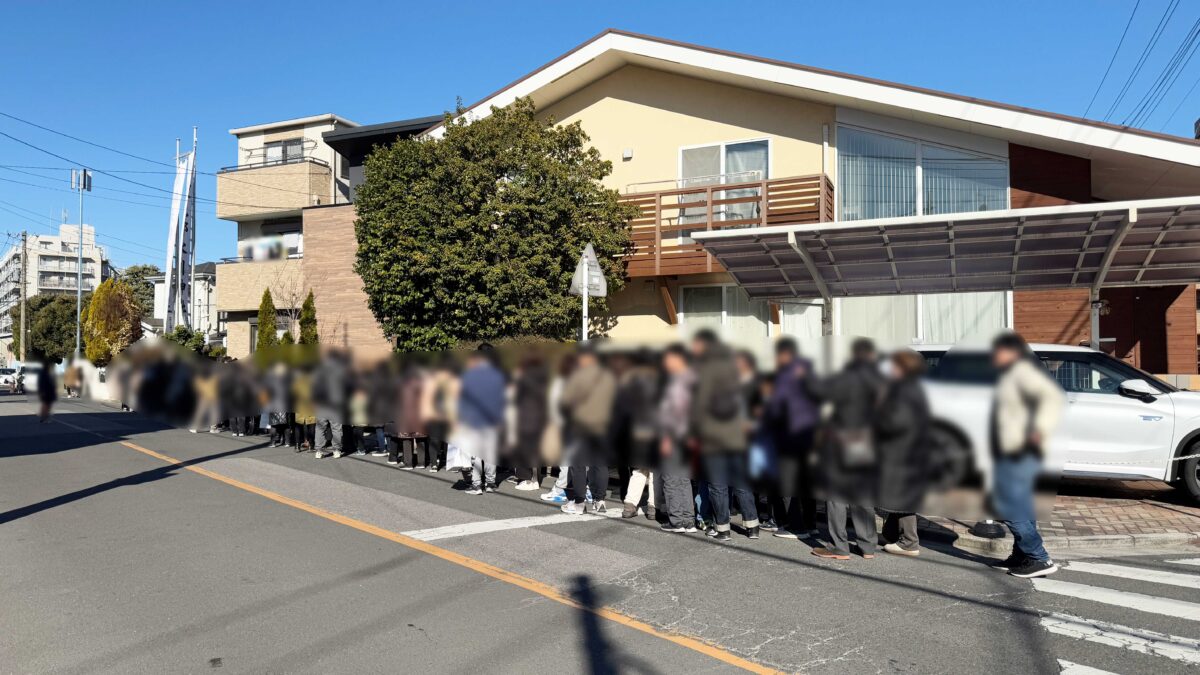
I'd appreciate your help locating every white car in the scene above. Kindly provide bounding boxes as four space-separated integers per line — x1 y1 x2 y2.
915 343 1200 503
0 367 14 389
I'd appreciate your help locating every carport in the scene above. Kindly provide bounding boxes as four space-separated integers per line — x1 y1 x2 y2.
691 196 1200 350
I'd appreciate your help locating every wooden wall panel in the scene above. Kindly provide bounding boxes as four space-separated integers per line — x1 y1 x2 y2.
1008 143 1092 207
1013 289 1090 346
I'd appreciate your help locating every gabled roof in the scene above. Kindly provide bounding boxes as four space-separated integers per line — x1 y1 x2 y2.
426 29 1200 170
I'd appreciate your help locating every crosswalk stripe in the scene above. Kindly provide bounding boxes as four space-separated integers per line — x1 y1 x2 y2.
1044 613 1200 666
401 511 618 541
1167 558 1200 568
1056 660 1119 674
1032 579 1200 621
1064 561 1200 589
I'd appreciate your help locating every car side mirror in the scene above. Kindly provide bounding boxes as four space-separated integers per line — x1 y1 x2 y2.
1118 379 1157 402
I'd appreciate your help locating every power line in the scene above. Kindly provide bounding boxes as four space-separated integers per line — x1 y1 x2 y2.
1084 0 1142 118
1103 0 1181 122
0 203 160 261
0 197 161 255
1123 15 1200 127
1159 68 1200 129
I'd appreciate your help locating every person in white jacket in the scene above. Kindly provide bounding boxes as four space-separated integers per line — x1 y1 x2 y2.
988 332 1065 579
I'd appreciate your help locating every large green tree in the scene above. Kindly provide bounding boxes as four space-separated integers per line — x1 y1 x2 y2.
118 263 161 317
354 97 635 351
83 278 143 366
8 293 90 364
256 288 278 352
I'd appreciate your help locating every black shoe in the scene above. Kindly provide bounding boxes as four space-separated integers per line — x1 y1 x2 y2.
713 530 732 543
1009 559 1059 578
660 523 686 533
705 526 718 537
746 526 760 540
759 519 779 532
989 553 1027 572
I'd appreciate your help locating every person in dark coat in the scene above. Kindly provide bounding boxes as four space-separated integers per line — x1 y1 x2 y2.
876 349 931 557
616 351 662 519
764 338 821 539
806 338 884 560
512 353 549 490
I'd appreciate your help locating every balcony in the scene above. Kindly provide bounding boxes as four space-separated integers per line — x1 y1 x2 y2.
620 173 834 277
216 157 333 221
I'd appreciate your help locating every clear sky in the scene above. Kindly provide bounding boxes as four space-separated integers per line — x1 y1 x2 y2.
1 1 1197 269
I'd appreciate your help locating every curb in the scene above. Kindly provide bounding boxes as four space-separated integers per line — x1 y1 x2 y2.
922 527 1200 555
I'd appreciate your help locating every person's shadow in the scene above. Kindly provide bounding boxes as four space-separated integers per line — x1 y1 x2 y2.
570 575 663 675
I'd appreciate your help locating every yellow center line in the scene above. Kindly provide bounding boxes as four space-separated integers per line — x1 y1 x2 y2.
117 440 784 675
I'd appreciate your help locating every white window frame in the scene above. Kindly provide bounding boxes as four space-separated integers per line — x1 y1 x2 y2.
677 137 774 185
678 282 775 338
835 123 1010 222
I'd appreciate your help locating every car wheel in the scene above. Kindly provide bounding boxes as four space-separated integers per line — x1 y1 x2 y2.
1180 453 1200 504
929 425 972 491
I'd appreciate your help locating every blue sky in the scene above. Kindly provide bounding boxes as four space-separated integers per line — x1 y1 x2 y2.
1 1 1197 269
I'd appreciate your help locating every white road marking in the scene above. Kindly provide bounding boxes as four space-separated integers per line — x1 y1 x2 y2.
1064 561 1200 589
1056 659 1120 674
1046 613 1200 666
1167 558 1200 568
1032 579 1200 621
401 511 618 541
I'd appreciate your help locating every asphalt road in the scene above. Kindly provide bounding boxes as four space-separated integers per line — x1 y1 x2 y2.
2 393 1198 674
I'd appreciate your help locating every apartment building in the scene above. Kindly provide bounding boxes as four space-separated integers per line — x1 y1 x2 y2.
214 114 358 357
0 224 109 364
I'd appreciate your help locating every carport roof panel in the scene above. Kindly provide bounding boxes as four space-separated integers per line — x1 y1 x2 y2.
690 196 1200 300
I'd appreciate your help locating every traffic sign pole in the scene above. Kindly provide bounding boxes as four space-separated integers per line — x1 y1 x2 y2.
581 255 589 342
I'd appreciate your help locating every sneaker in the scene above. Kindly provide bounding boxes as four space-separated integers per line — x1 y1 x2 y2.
314 451 328 459
759 519 779 532
1009 559 1059 578
188 428 197 433
682 525 698 533
485 484 497 493
621 503 640 519
883 543 920 557
561 502 585 515
590 500 607 515
773 529 800 540
660 523 686 533
505 476 519 484
427 465 439 473
713 530 732 543
989 553 1026 572
371 450 387 457
399 465 414 471
386 458 400 465
332 450 344 459
353 449 366 456
746 526 760 540
515 480 540 491
465 486 484 496
644 506 657 521
414 465 426 470
705 527 718 538
540 490 568 504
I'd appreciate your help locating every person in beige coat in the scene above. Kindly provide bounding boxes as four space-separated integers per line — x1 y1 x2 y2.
988 332 1065 579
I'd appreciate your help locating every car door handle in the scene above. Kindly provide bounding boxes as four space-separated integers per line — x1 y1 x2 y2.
1139 415 1164 421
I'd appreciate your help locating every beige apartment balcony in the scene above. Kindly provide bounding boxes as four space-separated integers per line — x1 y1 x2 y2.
620 173 834 277
216 157 333 221
215 257 304 312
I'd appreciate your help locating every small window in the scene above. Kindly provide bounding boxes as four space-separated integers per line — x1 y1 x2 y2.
264 138 304 166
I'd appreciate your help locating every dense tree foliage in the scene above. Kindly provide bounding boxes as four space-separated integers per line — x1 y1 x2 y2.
83 278 143 366
256 289 278 352
163 324 207 353
7 293 90 364
299 290 318 345
118 263 161 317
354 98 635 351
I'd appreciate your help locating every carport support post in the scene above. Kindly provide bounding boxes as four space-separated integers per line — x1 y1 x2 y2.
1088 207 1136 351
788 231 834 371
1089 288 1101 351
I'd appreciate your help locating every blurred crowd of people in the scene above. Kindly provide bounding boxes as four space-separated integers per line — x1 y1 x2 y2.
104 329 1064 579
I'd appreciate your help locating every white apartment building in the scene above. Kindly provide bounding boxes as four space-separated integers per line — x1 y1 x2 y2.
0 224 108 365
150 261 219 338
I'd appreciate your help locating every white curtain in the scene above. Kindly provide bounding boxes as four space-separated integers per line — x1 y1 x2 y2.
722 140 768 226
838 127 917 222
838 295 918 349
920 292 1007 345
681 286 723 335
922 145 1007 215
724 286 771 364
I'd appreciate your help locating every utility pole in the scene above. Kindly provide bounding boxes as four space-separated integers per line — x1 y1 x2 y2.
19 230 27 363
71 169 91 359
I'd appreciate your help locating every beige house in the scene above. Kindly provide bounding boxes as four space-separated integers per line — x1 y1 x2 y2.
214 114 358 357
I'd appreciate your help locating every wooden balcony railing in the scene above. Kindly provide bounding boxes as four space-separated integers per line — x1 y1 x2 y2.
620 173 834 277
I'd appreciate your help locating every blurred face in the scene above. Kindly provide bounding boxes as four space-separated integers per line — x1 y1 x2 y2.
577 352 597 369
992 346 1019 369
775 349 794 369
663 352 684 374
690 338 707 358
